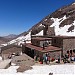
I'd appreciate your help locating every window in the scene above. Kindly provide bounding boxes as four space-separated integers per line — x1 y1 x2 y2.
49 41 51 45
44 41 48 47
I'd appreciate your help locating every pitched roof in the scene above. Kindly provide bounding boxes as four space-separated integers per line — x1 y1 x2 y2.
23 43 61 53
49 36 75 39
32 37 52 41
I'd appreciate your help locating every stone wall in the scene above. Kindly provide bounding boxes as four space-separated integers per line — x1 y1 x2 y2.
52 37 63 48
31 39 40 47
47 27 55 36
48 51 61 59
63 38 75 54
34 50 61 59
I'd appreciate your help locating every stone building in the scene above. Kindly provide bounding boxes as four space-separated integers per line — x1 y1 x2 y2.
22 37 62 59
22 23 75 59
49 36 75 56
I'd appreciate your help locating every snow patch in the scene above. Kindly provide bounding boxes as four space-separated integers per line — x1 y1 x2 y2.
50 16 75 36
39 24 43 26
73 20 75 36
35 30 43 36
72 2 75 5
44 19 47 21
0 64 74 75
24 64 75 74
39 24 45 27
1 44 7 46
0 66 19 74
50 15 66 27
11 63 16 66
0 56 2 61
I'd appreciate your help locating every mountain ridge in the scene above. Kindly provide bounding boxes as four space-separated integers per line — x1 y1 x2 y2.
3 34 17 39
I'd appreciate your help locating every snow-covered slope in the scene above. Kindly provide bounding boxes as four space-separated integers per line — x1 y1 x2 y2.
32 2 75 37
7 30 44 46
7 32 31 46
50 16 75 36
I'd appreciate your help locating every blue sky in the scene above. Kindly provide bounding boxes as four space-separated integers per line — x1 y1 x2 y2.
0 0 74 36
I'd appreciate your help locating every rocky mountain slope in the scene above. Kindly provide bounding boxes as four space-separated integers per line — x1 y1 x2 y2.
0 37 11 46
28 2 75 36
2 2 75 46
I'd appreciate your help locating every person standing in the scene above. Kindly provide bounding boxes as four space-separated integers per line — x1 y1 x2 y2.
45 53 48 64
45 56 48 64
48 56 50 64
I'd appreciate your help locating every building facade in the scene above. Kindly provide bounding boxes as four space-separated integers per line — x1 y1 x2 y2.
49 36 75 56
